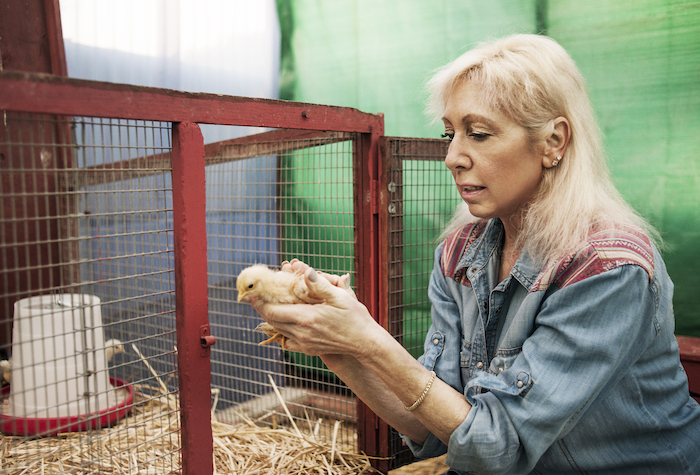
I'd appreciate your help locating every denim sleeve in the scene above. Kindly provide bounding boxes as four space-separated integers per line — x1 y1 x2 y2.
445 264 661 475
401 243 464 458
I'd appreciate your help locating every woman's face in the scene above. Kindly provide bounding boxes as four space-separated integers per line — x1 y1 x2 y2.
442 81 546 229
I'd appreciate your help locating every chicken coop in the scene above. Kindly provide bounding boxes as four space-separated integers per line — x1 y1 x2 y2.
0 69 461 474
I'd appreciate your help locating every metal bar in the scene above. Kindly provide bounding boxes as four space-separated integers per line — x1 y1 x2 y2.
353 116 390 472
0 71 383 133
171 122 213 475
373 126 395 474
208 127 353 146
208 131 353 165
387 137 448 160
354 132 377 471
80 130 353 188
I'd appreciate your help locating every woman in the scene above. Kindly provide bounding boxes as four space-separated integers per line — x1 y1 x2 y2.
249 34 700 474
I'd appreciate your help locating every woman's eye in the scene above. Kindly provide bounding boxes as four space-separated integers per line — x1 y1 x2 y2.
441 132 454 141
469 132 490 141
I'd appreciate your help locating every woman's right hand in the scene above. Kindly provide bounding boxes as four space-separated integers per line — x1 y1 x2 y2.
251 260 381 359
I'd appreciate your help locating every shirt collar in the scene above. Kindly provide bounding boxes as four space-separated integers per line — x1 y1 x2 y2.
454 219 543 291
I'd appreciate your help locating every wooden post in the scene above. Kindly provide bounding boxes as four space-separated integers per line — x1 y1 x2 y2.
171 122 213 475
354 118 392 473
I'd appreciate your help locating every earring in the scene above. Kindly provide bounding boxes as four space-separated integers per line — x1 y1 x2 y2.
552 155 562 167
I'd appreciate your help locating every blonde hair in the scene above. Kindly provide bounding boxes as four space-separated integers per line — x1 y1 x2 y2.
430 34 659 263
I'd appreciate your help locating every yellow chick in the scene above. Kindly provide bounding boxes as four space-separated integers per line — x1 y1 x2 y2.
236 264 324 348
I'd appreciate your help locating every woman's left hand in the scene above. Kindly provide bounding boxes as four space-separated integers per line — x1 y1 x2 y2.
251 261 382 358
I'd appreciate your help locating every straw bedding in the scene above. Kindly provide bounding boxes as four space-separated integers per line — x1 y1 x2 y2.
0 381 379 475
0 341 445 474
387 455 449 475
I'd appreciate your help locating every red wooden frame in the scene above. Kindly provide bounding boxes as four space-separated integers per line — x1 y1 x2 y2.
0 71 381 132
0 70 386 473
171 122 213 473
678 336 700 403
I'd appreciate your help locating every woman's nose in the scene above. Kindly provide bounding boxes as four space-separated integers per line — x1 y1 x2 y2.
444 140 471 171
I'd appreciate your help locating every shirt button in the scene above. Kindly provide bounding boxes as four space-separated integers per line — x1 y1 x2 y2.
469 267 477 274
516 380 524 388
476 361 484 369
433 338 439 345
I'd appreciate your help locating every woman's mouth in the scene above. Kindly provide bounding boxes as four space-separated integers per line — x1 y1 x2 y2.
459 185 485 200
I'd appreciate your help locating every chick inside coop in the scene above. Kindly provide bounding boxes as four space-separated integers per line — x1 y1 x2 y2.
0 2 463 473
0 103 384 473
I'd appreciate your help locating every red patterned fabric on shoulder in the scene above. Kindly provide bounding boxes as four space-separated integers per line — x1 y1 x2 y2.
441 220 487 286
531 227 655 292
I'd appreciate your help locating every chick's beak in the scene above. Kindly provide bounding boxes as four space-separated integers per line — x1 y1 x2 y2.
237 290 249 302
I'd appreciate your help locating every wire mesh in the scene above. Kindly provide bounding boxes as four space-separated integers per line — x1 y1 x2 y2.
0 113 181 473
206 130 360 451
384 137 460 470
0 101 454 473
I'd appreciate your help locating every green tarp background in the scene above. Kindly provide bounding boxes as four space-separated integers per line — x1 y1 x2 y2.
276 0 700 337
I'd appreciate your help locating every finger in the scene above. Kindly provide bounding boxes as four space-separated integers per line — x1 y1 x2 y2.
318 272 342 286
240 293 258 305
252 298 302 325
282 337 299 353
338 274 357 299
303 267 347 303
312 272 356 298
290 260 309 274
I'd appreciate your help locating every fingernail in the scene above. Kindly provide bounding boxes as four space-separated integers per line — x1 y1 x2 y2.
281 260 289 266
308 268 318 282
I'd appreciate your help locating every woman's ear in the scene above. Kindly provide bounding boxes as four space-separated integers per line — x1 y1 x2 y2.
542 117 571 168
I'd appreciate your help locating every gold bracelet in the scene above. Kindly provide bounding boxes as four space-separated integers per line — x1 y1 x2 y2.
404 371 436 411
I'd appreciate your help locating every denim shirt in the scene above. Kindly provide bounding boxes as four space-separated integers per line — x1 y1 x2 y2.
403 218 700 475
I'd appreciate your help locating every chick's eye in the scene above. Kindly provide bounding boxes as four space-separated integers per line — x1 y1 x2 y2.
441 132 454 141
247 283 254 289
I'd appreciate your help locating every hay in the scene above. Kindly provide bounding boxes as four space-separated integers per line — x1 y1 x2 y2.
387 455 449 475
1 384 181 474
212 418 376 474
0 380 379 475
208 376 379 474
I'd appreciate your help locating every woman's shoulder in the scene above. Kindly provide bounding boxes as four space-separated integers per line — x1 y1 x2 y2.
532 225 657 292
440 220 488 277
